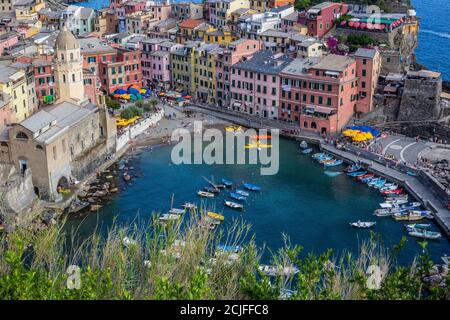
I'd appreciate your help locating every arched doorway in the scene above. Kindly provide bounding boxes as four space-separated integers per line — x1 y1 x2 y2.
34 186 40 198
57 176 69 194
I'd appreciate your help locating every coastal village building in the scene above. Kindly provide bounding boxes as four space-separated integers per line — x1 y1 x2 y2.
0 28 116 201
192 42 222 104
208 0 250 28
141 38 182 89
60 5 96 36
0 31 20 55
176 19 212 44
216 38 262 107
13 0 45 21
171 3 203 21
353 48 381 115
230 50 292 118
298 1 348 37
99 47 142 94
0 93 13 132
279 54 359 133
94 8 118 35
0 0 13 14
0 63 29 123
171 40 200 94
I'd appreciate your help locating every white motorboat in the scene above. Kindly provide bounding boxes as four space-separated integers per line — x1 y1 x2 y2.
198 191 215 198
349 220 376 228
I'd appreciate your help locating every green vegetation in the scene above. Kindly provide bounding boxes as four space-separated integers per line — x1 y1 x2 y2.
346 34 378 52
0 213 448 300
106 96 121 110
120 105 143 120
295 0 311 10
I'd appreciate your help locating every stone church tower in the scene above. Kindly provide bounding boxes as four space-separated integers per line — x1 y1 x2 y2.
54 27 86 104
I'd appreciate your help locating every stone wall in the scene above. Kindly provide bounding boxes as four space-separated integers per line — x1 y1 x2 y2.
397 76 442 121
0 164 37 224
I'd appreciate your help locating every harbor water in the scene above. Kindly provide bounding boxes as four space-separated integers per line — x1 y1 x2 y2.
65 138 450 264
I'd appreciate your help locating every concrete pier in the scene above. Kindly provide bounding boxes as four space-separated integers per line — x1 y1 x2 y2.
321 144 450 238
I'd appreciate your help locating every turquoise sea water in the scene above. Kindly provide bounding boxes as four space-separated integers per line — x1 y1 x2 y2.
66 139 450 264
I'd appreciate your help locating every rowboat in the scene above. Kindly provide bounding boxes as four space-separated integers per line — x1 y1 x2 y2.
379 184 398 192
385 193 408 201
198 191 215 198
347 171 367 177
324 159 343 167
302 148 313 154
361 176 376 183
207 211 225 221
169 208 185 215
182 202 197 210
349 221 376 228
405 223 431 231
258 265 299 276
159 213 181 222
317 155 334 163
204 186 220 193
243 183 261 191
312 152 326 159
368 178 384 186
222 178 233 187
217 245 241 253
408 229 441 240
312 153 332 161
380 201 421 209
346 164 362 173
379 199 408 208
381 188 404 195
230 192 247 201
373 210 394 217
372 180 387 188
225 200 243 210
393 211 431 221
357 173 375 180
235 189 250 197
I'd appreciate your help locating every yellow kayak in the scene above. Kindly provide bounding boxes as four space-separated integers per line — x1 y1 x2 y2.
225 125 243 133
207 211 224 221
245 143 272 149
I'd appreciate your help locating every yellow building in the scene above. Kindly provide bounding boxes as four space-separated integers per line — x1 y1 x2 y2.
14 0 45 21
192 43 221 104
203 28 238 45
0 64 29 123
249 0 269 13
171 41 201 93
210 0 250 28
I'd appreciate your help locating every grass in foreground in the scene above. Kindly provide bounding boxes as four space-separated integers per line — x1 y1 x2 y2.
0 212 449 300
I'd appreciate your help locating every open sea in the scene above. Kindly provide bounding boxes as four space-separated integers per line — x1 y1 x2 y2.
65 138 450 264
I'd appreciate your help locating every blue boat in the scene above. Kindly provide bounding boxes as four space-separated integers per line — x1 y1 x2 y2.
324 159 343 167
312 153 327 160
302 148 313 154
230 192 247 201
235 189 250 197
346 164 362 173
222 178 233 187
243 183 261 192
373 180 387 188
347 171 367 177
361 176 375 183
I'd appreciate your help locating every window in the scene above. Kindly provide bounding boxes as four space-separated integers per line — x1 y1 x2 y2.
362 69 367 77
53 146 57 160
16 131 28 140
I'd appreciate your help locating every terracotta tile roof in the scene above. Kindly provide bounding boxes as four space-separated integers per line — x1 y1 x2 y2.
179 19 203 29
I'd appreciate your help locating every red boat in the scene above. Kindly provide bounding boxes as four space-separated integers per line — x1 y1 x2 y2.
381 188 403 195
357 173 375 180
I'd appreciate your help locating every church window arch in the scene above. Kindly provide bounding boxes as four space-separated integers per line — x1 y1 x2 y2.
70 52 74 60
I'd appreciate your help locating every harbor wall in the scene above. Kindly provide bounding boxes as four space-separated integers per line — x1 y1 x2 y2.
115 110 164 153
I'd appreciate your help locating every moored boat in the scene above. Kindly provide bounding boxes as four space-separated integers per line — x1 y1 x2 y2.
405 223 431 231
235 189 250 197
299 141 308 149
302 148 313 154
169 208 185 215
324 159 344 167
204 186 220 193
381 188 404 195
393 211 432 221
182 202 197 210
222 178 233 187
230 192 247 201
347 171 367 177
198 191 215 198
357 173 375 180
258 265 299 276
408 229 441 240
159 213 181 222
243 183 261 191
224 201 243 210
207 211 225 221
349 220 376 228
346 164 362 173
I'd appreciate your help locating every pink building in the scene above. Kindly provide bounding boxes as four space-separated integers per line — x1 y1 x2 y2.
124 1 146 14
0 32 20 56
279 54 358 134
298 2 348 37
353 48 381 115
0 95 13 132
141 39 182 89
230 50 292 119
216 39 263 107
83 68 101 105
